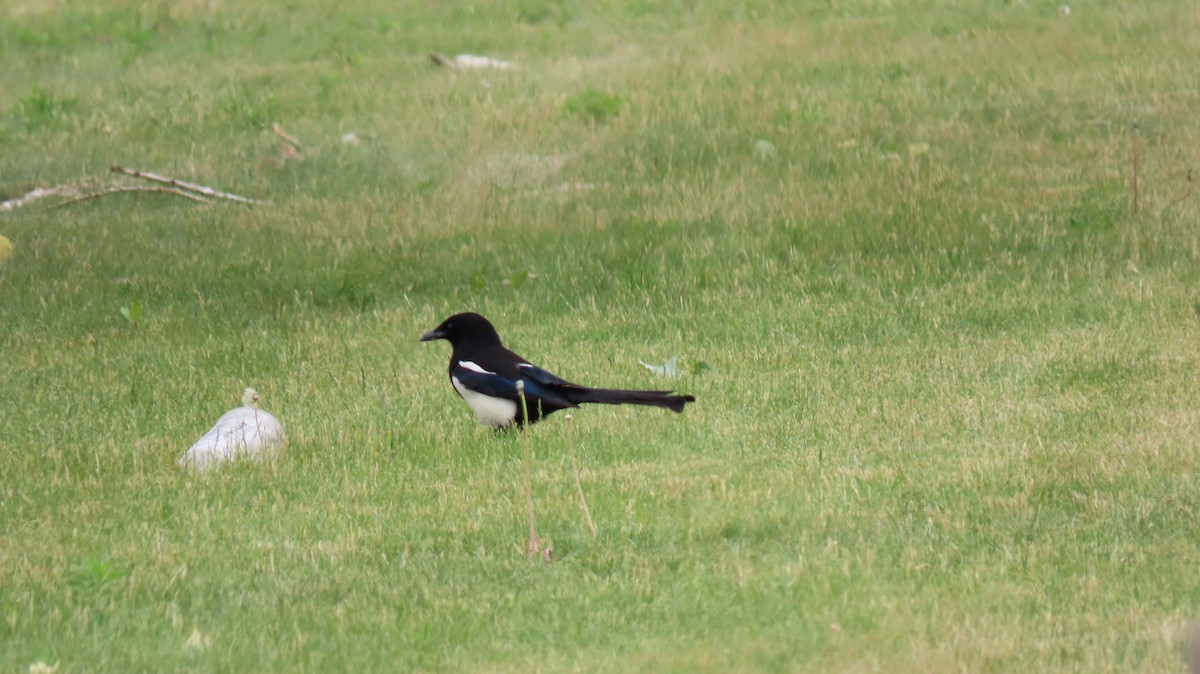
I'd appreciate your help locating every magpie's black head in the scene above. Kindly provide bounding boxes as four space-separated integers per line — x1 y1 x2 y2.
420 312 503 347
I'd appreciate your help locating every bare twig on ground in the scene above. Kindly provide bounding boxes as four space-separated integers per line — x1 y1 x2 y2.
52 186 213 208
111 166 259 204
272 123 303 149
1 184 84 211
6 168 258 211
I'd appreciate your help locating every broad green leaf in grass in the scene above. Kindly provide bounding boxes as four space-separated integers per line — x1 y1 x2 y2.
119 301 143 328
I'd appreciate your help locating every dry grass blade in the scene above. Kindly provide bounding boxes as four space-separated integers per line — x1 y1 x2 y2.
517 381 541 560
565 415 597 538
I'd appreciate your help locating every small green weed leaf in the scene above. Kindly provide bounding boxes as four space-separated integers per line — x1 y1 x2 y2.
563 89 624 124
639 357 680 379
18 87 78 131
67 556 129 594
120 301 143 327
470 272 487 290
508 269 529 288
692 361 711 375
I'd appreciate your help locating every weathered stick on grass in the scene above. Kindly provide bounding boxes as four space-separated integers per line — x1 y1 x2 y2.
1 184 83 211
52 186 213 209
111 165 259 205
272 123 303 149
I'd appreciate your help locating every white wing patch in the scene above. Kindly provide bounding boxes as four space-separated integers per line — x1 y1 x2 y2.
458 360 494 374
452 375 517 427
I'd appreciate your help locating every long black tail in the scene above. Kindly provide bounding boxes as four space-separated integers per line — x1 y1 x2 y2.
568 387 695 413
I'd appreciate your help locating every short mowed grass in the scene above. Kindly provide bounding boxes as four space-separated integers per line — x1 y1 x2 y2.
3 1 1199 671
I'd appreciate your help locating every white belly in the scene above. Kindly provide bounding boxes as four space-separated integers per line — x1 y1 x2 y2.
452 376 518 427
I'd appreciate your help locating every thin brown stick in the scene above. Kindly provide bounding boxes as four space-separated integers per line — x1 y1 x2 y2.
111 166 259 204
272 123 303 149
52 186 212 208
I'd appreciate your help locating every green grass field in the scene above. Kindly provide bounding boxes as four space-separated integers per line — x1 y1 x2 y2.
3 1 1199 671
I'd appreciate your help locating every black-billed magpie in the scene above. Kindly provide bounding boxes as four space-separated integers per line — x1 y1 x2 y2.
420 312 696 428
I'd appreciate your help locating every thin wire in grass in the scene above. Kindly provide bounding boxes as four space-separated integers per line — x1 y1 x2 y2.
565 414 597 538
